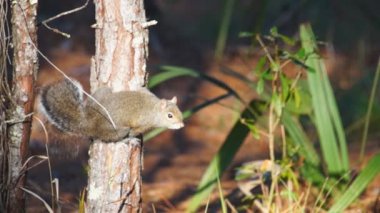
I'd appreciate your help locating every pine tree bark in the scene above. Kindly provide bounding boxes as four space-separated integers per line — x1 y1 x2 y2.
86 0 149 212
0 0 38 212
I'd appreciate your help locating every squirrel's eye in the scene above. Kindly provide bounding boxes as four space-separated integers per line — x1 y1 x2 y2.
167 113 173 118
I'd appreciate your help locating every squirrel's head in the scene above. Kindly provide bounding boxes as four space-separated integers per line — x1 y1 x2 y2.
158 96 184 130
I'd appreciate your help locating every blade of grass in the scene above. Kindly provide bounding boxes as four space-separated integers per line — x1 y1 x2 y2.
320 56 349 172
300 23 349 174
360 57 380 160
282 110 320 166
214 0 235 60
216 166 227 213
204 194 211 213
79 189 86 213
300 24 340 173
157 66 243 101
148 67 199 88
187 100 266 212
328 153 380 212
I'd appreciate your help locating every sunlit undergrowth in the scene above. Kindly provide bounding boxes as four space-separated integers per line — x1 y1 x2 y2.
149 23 380 212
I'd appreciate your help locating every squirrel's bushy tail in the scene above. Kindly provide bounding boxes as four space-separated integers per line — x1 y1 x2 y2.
40 79 85 134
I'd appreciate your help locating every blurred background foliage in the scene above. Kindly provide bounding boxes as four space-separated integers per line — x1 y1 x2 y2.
31 0 380 212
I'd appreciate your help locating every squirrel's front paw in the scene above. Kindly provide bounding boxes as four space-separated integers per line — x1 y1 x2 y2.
121 137 142 147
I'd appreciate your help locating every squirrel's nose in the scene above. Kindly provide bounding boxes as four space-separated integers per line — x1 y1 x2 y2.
169 122 184 129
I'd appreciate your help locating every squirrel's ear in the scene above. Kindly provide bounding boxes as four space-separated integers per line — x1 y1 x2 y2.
170 96 177 104
160 99 167 109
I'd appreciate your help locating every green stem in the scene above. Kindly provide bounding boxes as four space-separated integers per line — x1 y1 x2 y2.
214 0 235 60
360 57 380 161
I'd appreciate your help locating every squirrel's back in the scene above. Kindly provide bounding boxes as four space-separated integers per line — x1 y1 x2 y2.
39 79 85 134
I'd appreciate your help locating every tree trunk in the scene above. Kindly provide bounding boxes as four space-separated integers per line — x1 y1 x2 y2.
0 0 38 212
86 0 149 212
0 1 10 210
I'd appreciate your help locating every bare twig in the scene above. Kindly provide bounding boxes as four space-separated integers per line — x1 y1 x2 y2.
41 0 90 38
20 187 53 213
5 112 33 124
204 193 211 213
256 35 277 71
32 116 56 209
254 199 267 212
141 20 158 28
281 125 286 159
20 155 48 172
226 199 238 213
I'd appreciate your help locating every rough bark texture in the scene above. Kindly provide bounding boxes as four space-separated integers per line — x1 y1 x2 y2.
0 0 10 210
90 0 148 92
0 0 38 212
87 138 143 212
87 0 148 212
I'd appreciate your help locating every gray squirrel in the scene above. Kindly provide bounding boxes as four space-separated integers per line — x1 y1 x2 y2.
39 79 184 142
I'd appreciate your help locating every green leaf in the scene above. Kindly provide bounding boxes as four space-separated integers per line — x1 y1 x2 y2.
270 26 279 37
299 162 326 186
254 56 267 74
240 118 260 139
285 85 312 115
261 68 273 80
294 88 301 109
239 31 254 38
149 66 199 88
300 23 349 175
278 34 296 46
256 78 264 95
272 93 283 117
295 47 306 60
280 73 290 101
329 153 380 212
269 26 295 45
215 0 235 60
270 63 280 73
187 100 266 212
157 66 243 101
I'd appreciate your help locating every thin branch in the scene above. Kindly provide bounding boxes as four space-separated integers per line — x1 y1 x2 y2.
5 112 33 124
20 187 53 213
20 155 48 172
141 20 157 28
32 116 56 209
41 0 90 38
360 57 380 161
256 35 277 71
